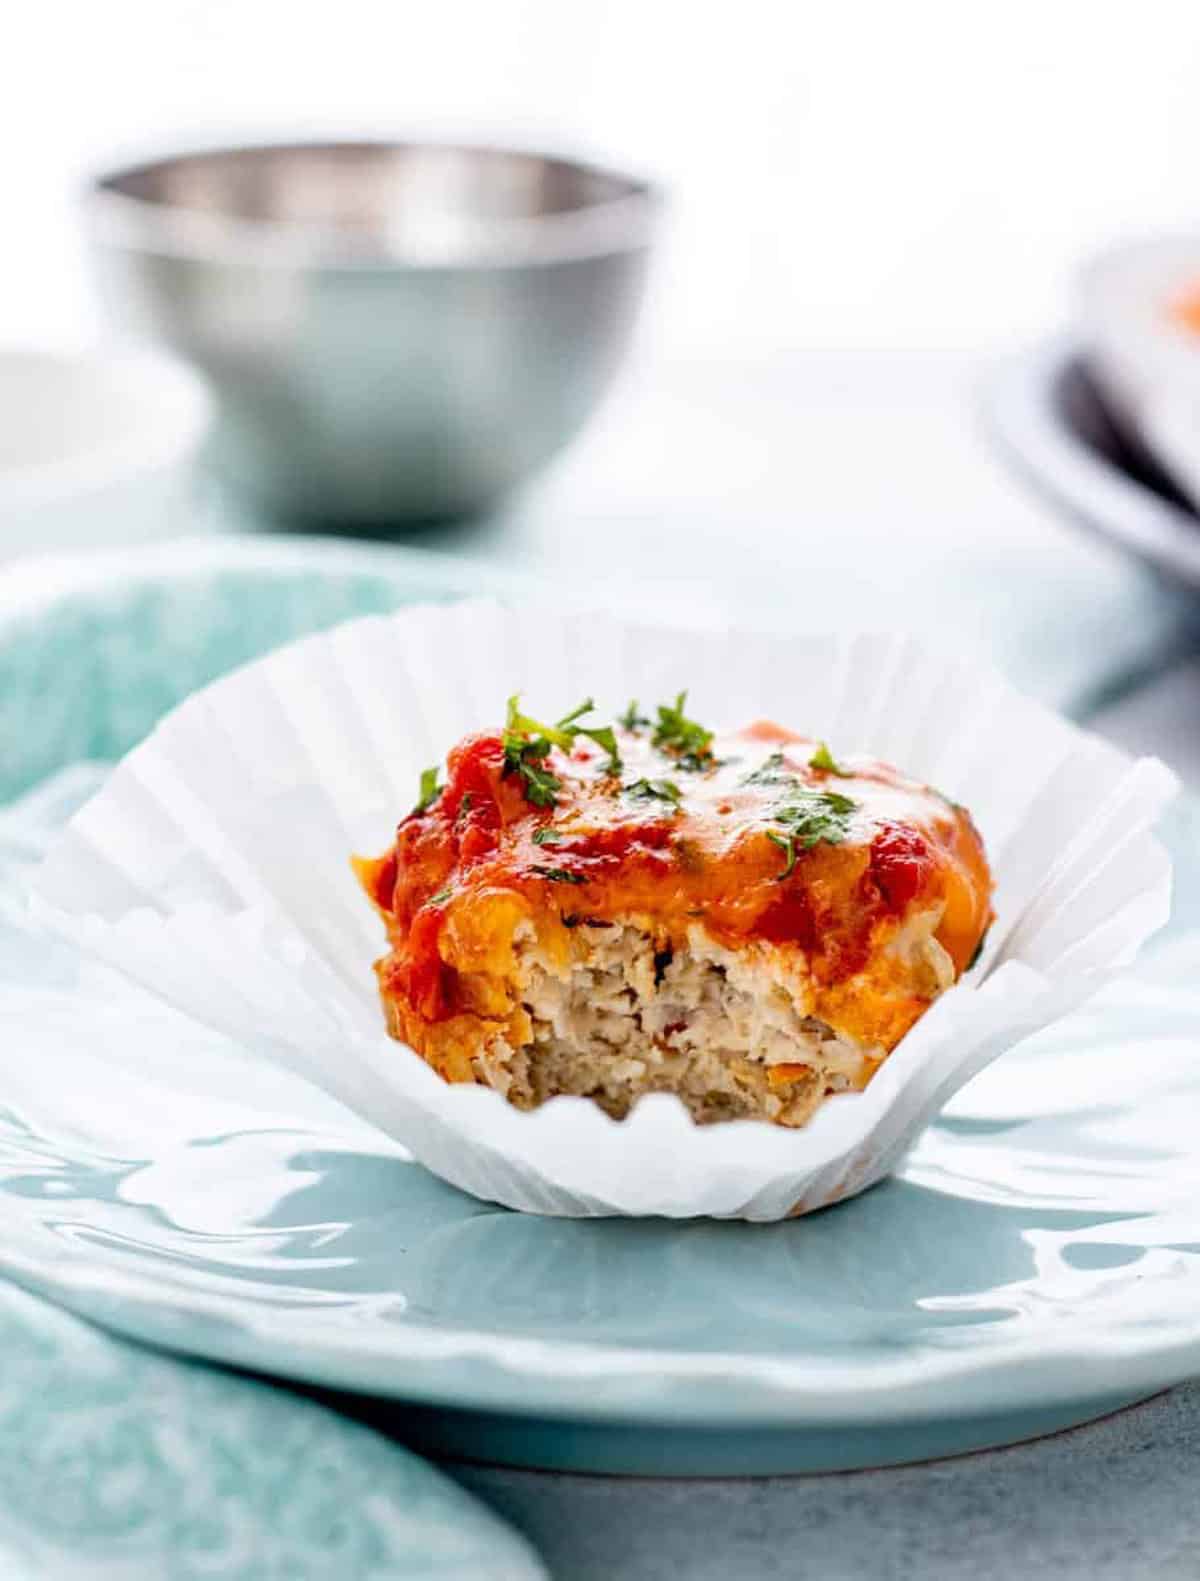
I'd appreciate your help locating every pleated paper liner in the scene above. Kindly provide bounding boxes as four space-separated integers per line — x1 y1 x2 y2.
32 603 1177 1219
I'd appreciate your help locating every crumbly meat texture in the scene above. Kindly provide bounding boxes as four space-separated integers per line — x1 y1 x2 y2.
481 916 954 1125
356 717 993 1128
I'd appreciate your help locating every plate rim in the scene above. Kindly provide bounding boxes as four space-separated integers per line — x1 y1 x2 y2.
0 1113 1196 1433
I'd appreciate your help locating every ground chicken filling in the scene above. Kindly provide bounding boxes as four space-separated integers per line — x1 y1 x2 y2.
357 696 992 1129
481 922 885 1125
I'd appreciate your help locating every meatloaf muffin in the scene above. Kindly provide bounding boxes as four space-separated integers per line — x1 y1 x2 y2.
355 694 993 1127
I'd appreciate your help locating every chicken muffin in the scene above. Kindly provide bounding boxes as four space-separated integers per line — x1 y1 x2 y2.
355 694 993 1127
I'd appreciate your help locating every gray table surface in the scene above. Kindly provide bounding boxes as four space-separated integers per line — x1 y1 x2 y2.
452 1383 1200 1580
11 347 1200 1580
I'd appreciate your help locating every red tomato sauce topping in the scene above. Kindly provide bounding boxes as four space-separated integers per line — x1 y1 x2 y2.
357 721 993 1039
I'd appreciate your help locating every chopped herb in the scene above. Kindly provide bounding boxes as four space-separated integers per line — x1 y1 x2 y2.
502 695 621 806
580 723 622 775
766 829 798 879
554 699 594 731
532 827 565 846
741 749 858 875
741 750 790 787
965 925 991 972
625 777 682 808
514 755 562 808
531 865 587 885
427 887 452 905
543 698 622 772
619 700 650 732
502 698 562 806
413 765 441 814
777 789 857 842
809 742 851 777
459 791 473 814
652 691 714 771
766 789 858 878
503 697 564 751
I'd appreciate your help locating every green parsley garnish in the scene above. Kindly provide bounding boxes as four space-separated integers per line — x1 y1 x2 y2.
507 741 561 807
741 750 790 787
502 696 622 806
413 765 441 814
531 865 586 884
741 748 857 874
743 743 866 872
809 742 851 777
618 700 650 732
553 700 621 771
766 830 798 879
582 725 621 773
766 789 858 879
652 691 714 771
625 777 682 808
427 887 452 905
532 827 565 846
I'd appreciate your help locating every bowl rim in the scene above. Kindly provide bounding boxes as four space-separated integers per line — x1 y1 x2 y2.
84 136 665 272
0 346 213 505
1076 231 1200 364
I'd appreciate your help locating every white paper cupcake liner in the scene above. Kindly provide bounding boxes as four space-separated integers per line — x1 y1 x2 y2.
31 601 1177 1220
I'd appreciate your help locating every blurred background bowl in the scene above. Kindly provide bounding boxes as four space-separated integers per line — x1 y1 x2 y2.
0 347 211 560
85 140 661 527
1077 234 1200 510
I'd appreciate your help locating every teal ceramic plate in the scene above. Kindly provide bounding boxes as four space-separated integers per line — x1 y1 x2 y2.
3 538 1200 1478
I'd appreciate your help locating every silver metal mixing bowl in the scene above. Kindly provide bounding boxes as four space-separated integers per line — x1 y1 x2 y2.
85 141 661 524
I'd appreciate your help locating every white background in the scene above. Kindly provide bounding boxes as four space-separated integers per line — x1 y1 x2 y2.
7 0 1200 357
8 0 1200 783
